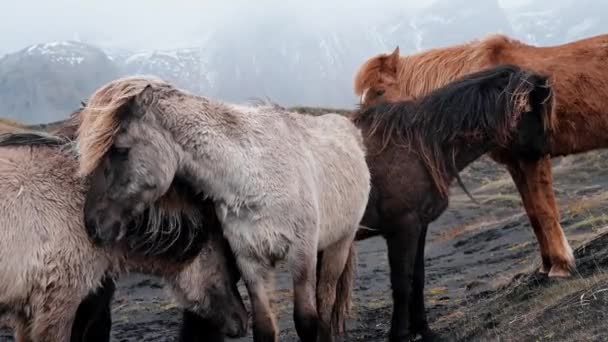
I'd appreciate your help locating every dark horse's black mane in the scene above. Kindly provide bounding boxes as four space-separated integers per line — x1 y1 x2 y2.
0 132 69 147
0 131 212 263
353 64 552 198
125 178 215 263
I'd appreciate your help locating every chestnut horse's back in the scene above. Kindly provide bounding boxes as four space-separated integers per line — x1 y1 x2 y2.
505 34 608 155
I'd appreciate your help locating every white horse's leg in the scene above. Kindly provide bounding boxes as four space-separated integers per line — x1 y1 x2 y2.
13 318 32 342
31 312 75 342
30 291 80 342
236 253 278 342
288 243 319 342
316 235 355 342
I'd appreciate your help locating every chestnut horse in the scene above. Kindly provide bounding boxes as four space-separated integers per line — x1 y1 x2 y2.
352 64 555 341
355 33 608 278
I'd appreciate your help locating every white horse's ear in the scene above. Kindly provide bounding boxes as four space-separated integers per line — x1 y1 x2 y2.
131 84 155 118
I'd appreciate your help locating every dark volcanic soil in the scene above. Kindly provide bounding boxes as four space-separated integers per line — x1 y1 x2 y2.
3 148 608 341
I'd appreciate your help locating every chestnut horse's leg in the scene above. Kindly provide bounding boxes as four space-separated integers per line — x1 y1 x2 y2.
505 161 553 272
517 156 574 277
384 216 422 342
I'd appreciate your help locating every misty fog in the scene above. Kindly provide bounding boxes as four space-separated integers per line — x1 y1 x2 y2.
0 0 604 122
0 0 434 52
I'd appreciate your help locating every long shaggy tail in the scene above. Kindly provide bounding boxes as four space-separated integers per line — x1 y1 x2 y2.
332 243 357 335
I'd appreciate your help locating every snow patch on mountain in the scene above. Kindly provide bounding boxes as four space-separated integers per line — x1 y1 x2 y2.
23 41 99 65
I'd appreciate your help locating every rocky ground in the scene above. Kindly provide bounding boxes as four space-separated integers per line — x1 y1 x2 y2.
110 149 608 342
2 115 608 341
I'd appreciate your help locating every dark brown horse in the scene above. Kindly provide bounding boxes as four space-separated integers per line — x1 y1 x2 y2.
352 64 555 341
355 33 608 278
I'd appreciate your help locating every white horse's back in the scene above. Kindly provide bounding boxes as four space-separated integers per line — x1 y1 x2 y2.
71 78 371 340
293 112 370 249
217 106 369 249
0 145 106 305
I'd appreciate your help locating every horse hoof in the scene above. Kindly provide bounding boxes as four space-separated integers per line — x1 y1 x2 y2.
420 329 447 342
388 332 413 342
539 265 550 274
419 329 439 341
548 257 574 278
548 266 572 278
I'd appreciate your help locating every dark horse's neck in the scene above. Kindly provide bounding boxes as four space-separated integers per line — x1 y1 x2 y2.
446 138 496 199
452 138 496 173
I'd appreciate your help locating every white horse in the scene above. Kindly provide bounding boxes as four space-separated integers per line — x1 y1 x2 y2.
0 132 248 342
75 77 371 342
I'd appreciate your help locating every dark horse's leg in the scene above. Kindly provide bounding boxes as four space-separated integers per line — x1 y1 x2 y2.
179 310 225 342
409 225 440 341
385 215 422 342
70 275 116 342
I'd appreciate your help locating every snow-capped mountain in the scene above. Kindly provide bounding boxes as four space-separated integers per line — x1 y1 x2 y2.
0 41 120 123
121 48 215 94
0 1 606 123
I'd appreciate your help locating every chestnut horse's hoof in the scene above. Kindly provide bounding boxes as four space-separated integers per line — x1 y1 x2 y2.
548 257 575 278
548 266 572 278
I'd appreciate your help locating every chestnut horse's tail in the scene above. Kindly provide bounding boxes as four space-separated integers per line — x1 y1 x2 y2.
332 243 357 335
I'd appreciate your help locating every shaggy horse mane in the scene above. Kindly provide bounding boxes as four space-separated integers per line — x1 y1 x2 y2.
0 132 70 147
352 64 554 197
76 75 170 176
125 178 212 262
353 35 543 111
0 129 210 261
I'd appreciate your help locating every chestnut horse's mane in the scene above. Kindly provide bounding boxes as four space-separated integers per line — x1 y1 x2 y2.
354 34 528 99
402 35 525 98
352 64 554 197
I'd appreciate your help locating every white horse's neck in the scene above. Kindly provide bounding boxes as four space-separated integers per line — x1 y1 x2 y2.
154 97 267 213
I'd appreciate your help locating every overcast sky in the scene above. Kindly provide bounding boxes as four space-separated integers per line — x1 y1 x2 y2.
0 0 448 53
